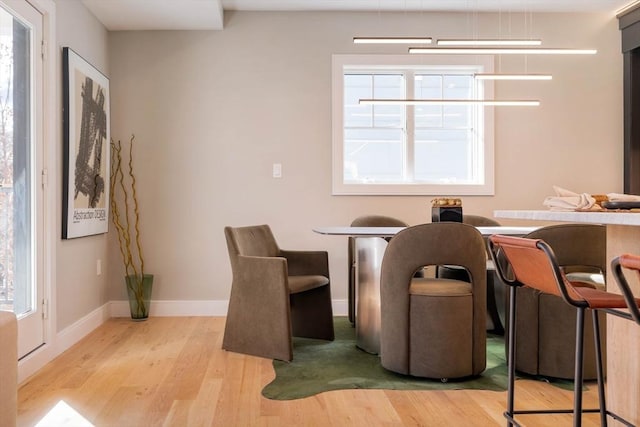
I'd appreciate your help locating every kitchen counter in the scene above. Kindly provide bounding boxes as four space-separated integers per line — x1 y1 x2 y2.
495 209 640 226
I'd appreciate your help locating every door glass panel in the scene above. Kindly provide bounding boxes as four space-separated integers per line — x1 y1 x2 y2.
0 6 33 319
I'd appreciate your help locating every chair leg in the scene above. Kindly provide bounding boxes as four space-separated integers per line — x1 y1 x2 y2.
573 308 586 427
487 271 505 335
592 310 607 426
505 286 517 427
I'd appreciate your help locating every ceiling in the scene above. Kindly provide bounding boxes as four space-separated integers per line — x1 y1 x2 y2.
81 0 635 31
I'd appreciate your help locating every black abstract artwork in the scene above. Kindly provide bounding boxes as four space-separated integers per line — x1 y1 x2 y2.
74 76 106 209
62 47 110 239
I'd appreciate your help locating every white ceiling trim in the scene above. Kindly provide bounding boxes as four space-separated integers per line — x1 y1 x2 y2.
81 0 224 31
222 0 631 13
81 0 634 32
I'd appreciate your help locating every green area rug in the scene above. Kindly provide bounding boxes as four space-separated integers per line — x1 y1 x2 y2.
262 317 509 400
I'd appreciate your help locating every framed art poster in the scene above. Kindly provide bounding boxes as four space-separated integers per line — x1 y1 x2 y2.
62 47 110 239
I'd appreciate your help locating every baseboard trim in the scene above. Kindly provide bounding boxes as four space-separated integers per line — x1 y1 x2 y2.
332 299 348 317
108 300 230 317
18 298 348 383
109 299 348 317
18 303 111 383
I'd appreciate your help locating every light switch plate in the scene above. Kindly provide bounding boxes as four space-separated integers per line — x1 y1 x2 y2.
273 163 282 178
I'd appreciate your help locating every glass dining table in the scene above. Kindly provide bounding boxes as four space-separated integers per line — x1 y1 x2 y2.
313 225 539 354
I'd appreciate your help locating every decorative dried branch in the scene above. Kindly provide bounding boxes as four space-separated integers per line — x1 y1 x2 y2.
110 135 146 316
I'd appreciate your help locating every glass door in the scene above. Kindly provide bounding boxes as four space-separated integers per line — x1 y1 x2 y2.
0 0 44 359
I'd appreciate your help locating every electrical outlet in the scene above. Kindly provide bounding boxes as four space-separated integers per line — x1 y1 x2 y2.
96 259 102 276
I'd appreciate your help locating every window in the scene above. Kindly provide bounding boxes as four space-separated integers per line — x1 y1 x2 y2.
332 55 495 195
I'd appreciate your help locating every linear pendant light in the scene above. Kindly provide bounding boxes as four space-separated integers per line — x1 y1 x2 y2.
474 74 552 81
409 47 597 55
437 39 541 46
353 37 432 44
359 99 540 107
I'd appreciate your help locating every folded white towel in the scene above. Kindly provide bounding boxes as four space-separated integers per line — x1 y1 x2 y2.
553 185 581 197
543 186 598 211
606 193 640 202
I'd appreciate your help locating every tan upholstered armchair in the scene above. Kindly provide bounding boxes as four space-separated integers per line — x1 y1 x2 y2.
0 310 17 427
223 225 334 361
380 222 487 379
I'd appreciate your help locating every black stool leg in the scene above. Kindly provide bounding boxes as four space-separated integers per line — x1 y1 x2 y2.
505 286 517 427
574 307 586 427
592 310 607 426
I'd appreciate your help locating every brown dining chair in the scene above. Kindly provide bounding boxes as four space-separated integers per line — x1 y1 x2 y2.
380 222 487 379
223 224 334 361
437 214 505 333
462 214 501 228
490 234 635 427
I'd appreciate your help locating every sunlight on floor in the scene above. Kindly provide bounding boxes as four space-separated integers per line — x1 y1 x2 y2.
34 400 94 427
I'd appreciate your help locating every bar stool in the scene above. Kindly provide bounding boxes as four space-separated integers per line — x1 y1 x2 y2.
489 234 636 427
610 253 640 325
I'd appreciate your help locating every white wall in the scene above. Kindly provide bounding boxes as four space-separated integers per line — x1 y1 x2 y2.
106 11 622 304
55 0 109 331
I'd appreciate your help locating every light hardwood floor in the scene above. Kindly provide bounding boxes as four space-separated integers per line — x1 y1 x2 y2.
17 317 604 426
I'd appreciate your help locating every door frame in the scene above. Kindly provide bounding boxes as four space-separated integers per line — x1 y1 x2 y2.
10 0 56 383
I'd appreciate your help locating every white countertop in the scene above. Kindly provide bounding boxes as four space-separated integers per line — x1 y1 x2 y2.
494 210 640 226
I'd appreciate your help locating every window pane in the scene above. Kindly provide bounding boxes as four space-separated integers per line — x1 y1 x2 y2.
415 75 442 98
344 128 404 182
415 75 442 127
415 105 442 128
373 104 403 128
443 105 472 128
0 9 32 316
373 74 403 98
373 74 403 128
344 74 405 129
414 129 473 182
443 75 473 99
344 74 372 128
415 74 474 129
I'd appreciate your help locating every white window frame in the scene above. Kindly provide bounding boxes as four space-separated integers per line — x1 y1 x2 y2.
332 54 495 196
